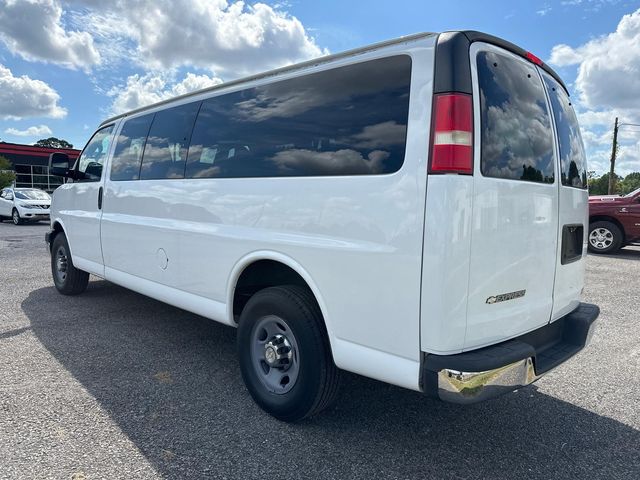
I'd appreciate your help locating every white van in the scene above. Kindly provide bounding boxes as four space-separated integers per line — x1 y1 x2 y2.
46 31 599 421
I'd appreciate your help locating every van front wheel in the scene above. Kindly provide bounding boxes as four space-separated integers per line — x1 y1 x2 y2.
588 221 623 254
51 232 90 295
237 285 340 422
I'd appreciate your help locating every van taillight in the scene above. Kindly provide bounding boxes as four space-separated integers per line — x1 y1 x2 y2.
429 93 473 175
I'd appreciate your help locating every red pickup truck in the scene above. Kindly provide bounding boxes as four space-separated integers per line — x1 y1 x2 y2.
589 187 640 253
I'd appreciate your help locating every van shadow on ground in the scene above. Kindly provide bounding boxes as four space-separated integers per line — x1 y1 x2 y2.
22 282 640 480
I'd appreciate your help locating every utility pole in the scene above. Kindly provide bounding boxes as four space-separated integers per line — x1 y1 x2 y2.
608 117 619 195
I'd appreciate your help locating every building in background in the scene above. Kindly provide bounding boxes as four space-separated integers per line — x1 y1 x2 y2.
0 142 80 192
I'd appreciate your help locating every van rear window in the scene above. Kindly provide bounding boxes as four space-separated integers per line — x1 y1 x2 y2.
477 51 555 184
542 74 588 189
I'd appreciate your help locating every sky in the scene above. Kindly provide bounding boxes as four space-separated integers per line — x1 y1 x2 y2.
1 0 639 175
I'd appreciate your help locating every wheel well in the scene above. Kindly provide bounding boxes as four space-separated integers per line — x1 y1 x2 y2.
589 215 626 238
232 260 312 323
48 222 64 251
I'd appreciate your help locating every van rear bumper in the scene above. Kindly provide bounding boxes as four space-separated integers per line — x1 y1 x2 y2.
421 303 599 404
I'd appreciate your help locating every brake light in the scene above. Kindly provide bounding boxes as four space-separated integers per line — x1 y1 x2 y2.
429 93 473 174
526 51 543 66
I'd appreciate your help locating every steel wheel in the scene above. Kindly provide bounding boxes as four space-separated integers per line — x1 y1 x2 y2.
237 286 341 421
54 244 69 283
250 315 300 394
589 227 613 251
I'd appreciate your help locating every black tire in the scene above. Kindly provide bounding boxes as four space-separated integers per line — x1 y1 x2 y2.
588 221 623 254
237 285 341 422
12 208 23 225
51 232 90 295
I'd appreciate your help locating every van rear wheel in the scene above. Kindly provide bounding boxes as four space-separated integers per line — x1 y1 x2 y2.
237 285 340 421
588 221 623 254
51 232 90 295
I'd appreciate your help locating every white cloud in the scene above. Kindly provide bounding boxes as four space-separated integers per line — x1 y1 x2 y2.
549 9 640 174
549 44 583 66
108 72 223 114
0 64 67 120
0 0 100 70
550 9 640 112
79 0 326 77
4 124 52 137
537 6 552 16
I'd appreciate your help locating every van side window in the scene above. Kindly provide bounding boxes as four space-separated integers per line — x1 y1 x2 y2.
76 124 115 182
185 55 412 178
542 75 588 189
110 114 154 181
477 51 555 184
139 102 200 180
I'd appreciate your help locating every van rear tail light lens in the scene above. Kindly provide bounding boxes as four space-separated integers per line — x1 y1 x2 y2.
429 93 473 175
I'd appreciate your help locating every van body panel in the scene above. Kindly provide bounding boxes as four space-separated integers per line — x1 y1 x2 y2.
420 175 473 354
51 182 105 276
551 184 587 320
96 36 438 383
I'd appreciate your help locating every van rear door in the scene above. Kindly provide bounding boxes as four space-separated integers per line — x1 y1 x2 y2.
464 43 560 350
540 71 589 320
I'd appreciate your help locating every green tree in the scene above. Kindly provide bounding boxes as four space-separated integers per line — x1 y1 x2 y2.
588 172 623 195
35 137 73 149
619 172 640 195
0 155 16 189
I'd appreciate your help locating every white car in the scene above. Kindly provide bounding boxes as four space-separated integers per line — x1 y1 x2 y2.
0 187 51 225
46 30 599 421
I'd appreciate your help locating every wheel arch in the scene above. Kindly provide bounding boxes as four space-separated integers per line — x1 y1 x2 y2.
227 252 336 351
48 218 70 253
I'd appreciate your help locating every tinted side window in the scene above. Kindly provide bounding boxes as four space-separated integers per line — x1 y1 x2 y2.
186 55 412 179
110 114 154 181
543 75 587 189
477 51 555 184
140 102 200 180
77 124 115 182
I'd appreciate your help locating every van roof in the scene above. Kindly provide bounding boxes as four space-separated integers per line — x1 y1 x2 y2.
100 30 567 127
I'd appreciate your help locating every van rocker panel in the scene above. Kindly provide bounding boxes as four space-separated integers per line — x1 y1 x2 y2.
421 303 599 404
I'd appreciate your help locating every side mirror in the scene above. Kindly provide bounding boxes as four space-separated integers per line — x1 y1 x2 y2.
48 152 74 178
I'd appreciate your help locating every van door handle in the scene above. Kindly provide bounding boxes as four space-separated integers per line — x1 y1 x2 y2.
98 186 103 210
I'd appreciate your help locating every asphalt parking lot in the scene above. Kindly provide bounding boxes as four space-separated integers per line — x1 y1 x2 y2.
1 222 639 480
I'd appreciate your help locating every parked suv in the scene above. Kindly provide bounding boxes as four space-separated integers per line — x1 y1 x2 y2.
46 31 599 421
589 187 640 253
0 187 51 225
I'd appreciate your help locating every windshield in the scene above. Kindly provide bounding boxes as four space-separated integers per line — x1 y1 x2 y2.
624 187 640 198
14 189 50 200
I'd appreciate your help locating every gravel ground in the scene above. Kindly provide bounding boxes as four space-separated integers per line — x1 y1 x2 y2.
1 221 639 480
